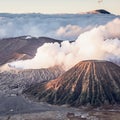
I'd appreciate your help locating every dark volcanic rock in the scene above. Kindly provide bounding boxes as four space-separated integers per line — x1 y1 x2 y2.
24 60 120 106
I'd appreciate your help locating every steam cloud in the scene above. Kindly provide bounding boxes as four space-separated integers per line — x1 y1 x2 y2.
0 13 118 40
9 18 120 70
56 24 91 40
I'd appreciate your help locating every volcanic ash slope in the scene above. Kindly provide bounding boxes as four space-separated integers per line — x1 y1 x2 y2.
24 60 120 106
0 66 64 96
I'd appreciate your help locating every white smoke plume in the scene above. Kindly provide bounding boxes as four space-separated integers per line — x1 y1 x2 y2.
0 13 119 40
9 18 120 70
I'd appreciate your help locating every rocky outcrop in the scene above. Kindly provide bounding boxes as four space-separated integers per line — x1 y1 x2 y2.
24 60 120 106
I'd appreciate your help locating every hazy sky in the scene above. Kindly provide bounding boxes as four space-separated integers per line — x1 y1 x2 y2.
0 0 119 14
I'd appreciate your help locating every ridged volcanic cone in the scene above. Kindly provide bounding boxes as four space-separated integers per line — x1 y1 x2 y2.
24 60 120 106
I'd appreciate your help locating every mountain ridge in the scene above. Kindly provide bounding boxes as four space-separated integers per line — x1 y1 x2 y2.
81 9 111 14
0 36 61 66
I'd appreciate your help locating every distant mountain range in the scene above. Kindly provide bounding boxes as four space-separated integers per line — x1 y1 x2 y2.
81 9 111 14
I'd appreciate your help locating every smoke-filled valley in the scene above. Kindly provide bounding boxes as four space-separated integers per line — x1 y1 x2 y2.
0 10 120 120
